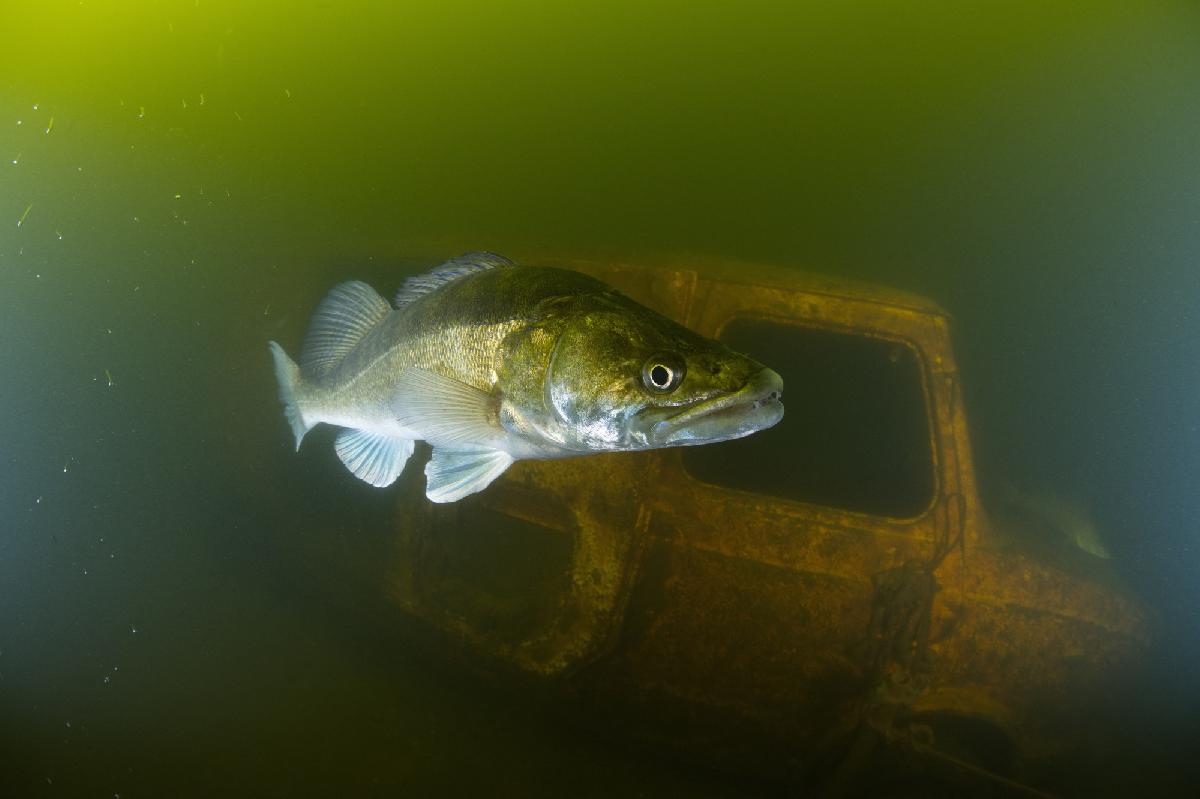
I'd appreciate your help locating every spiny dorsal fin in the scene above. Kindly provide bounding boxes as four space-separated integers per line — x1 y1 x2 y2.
300 281 391 378
394 251 513 308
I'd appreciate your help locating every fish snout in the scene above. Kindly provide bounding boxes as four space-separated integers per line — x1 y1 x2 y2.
651 366 784 446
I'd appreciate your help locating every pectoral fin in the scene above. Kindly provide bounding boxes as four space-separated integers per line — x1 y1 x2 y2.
394 367 503 448
334 428 414 487
425 448 514 503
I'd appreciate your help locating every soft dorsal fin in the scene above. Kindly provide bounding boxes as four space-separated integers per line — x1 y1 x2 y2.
394 251 513 308
299 281 391 378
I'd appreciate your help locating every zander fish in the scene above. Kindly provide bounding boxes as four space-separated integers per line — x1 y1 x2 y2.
268 253 783 502
993 482 1112 559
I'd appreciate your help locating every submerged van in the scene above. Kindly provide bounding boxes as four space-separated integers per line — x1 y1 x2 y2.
379 256 1148 792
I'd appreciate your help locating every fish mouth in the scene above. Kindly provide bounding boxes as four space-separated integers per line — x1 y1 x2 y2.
650 367 784 447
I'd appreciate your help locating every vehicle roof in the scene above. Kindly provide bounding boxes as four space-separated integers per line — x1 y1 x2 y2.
539 253 952 319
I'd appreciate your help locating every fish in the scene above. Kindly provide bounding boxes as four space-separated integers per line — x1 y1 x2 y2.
268 252 784 503
991 483 1111 559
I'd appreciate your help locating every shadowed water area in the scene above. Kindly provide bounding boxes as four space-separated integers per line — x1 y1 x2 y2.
3 2 1199 796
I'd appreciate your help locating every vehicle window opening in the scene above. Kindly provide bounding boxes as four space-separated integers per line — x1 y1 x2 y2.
682 319 935 518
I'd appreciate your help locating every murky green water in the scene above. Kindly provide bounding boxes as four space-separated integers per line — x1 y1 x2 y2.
3 1 1199 796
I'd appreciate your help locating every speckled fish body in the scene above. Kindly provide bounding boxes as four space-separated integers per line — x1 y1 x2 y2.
269 253 783 502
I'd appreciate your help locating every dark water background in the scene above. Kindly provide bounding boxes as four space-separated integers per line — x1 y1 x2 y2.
3 1 1199 795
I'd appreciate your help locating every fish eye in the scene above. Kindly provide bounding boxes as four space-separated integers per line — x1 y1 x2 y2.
641 353 686 394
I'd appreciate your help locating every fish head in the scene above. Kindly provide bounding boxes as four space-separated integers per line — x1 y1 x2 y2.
542 293 784 452
1068 515 1112 559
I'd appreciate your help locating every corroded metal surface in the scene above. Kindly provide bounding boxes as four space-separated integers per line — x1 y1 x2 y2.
387 255 1152 790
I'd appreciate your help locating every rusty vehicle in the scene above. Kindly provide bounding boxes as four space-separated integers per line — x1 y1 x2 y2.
371 256 1150 793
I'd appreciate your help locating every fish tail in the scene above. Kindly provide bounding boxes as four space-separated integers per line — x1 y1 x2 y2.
268 341 312 450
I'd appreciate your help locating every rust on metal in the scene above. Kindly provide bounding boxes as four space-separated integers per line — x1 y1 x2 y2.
386 255 1151 790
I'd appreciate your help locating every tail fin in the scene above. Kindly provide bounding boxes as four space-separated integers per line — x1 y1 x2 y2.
268 341 312 450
